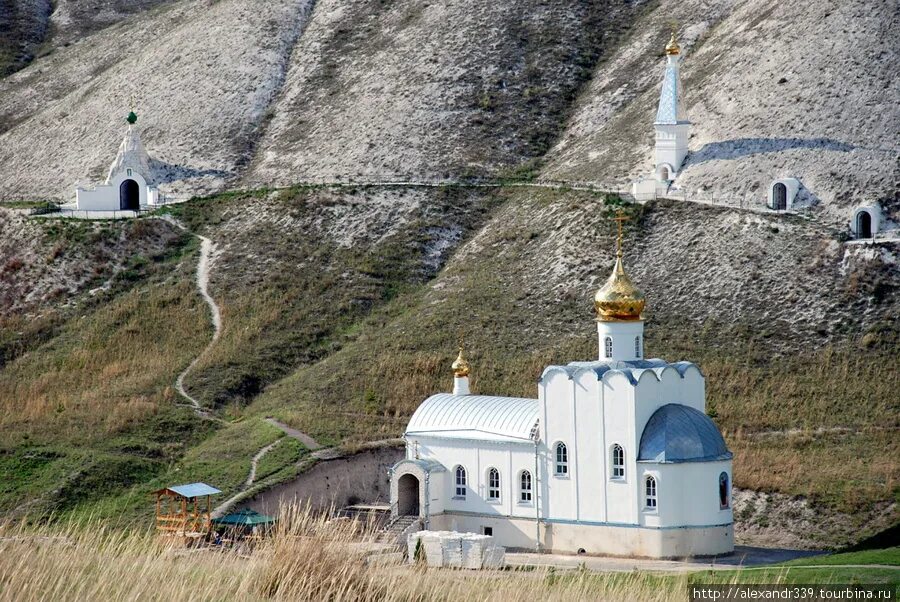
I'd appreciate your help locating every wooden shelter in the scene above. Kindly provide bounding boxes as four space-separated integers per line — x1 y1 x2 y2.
153 482 221 538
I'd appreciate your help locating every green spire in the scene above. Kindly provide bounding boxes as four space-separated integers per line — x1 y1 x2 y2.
126 111 138 125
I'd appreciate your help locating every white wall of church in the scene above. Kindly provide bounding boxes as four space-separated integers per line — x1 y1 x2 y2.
75 170 156 211
573 370 603 523
638 461 732 528
412 436 537 521
601 371 637 524
633 365 705 435
429 513 734 557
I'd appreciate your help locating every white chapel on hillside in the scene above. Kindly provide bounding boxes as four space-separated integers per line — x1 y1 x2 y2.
389 217 734 559
75 111 160 212
633 32 692 200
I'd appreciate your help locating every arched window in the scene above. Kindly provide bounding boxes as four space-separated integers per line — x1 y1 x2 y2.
519 470 532 503
611 444 625 480
487 468 500 501
555 442 568 476
634 336 641 359
604 336 613 359
645 476 657 509
454 465 467 499
719 472 730 509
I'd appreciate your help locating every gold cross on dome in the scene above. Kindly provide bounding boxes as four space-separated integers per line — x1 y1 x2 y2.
613 209 629 256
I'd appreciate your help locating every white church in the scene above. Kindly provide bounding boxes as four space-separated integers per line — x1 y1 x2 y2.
74 110 160 212
632 32 691 200
389 218 734 559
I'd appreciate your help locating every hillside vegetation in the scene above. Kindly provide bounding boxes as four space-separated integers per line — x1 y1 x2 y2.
0 215 213 518
0 0 897 552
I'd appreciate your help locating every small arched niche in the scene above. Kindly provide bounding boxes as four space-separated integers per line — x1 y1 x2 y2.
850 204 881 239
767 178 800 211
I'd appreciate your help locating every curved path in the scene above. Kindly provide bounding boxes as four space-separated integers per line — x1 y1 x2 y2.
158 215 225 423
211 437 282 518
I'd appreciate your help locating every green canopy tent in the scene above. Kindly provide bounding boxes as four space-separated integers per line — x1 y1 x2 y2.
211 509 276 540
212 508 276 527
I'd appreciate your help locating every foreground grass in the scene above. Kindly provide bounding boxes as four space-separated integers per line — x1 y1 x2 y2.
1 512 896 602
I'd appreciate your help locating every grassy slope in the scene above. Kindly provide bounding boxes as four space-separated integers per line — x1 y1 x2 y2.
166 185 502 411
237 187 897 536
0 217 213 519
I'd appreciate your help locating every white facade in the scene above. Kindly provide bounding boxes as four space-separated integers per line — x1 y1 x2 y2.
850 203 882 238
75 117 160 212
391 293 734 557
767 178 801 211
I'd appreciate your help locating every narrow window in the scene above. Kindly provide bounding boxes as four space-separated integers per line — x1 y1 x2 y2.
604 336 613 359
487 468 500 501
719 472 730 509
611 444 625 479
126 168 132 176
454 465 467 498
645 476 657 509
634 336 641 359
519 470 532 503
555 443 568 476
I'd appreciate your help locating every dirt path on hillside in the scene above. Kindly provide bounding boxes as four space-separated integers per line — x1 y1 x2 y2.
211 437 282 518
155 215 225 423
264 418 322 450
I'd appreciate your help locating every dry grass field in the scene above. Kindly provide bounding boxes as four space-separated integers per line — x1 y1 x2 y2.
1 507 896 602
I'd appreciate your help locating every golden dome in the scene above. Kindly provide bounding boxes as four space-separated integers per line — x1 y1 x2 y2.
594 211 645 321
594 254 646 321
665 31 680 56
451 346 470 377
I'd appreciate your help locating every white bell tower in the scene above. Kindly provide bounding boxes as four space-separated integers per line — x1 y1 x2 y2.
654 31 690 182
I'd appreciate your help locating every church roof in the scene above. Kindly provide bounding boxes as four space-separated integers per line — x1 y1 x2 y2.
406 393 539 443
106 124 154 185
541 358 701 385
638 404 732 463
655 61 688 125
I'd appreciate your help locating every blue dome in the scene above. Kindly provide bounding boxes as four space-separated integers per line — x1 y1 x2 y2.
638 404 732 463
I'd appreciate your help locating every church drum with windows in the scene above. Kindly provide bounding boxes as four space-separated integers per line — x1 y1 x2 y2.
388 219 734 559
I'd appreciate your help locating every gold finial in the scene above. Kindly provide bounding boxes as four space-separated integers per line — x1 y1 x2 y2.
613 209 629 258
451 341 470 378
665 27 681 56
594 209 646 321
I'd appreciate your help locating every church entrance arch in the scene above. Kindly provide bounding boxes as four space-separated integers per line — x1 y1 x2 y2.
772 183 787 210
856 211 872 239
397 474 420 516
119 179 140 211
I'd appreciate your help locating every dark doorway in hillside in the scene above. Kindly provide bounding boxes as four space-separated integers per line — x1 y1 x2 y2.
397 474 420 516
857 211 872 238
772 183 787 210
119 179 140 211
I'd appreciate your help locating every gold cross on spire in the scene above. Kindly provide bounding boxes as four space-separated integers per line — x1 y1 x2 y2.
613 209 629 258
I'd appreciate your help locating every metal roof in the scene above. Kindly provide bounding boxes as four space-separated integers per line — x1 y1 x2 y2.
638 404 732 463
654 60 688 125
155 482 222 498
406 393 539 443
542 358 701 385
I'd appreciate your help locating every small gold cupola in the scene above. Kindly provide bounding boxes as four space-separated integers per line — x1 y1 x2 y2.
451 344 471 396
594 211 646 322
451 346 470 377
665 30 680 56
